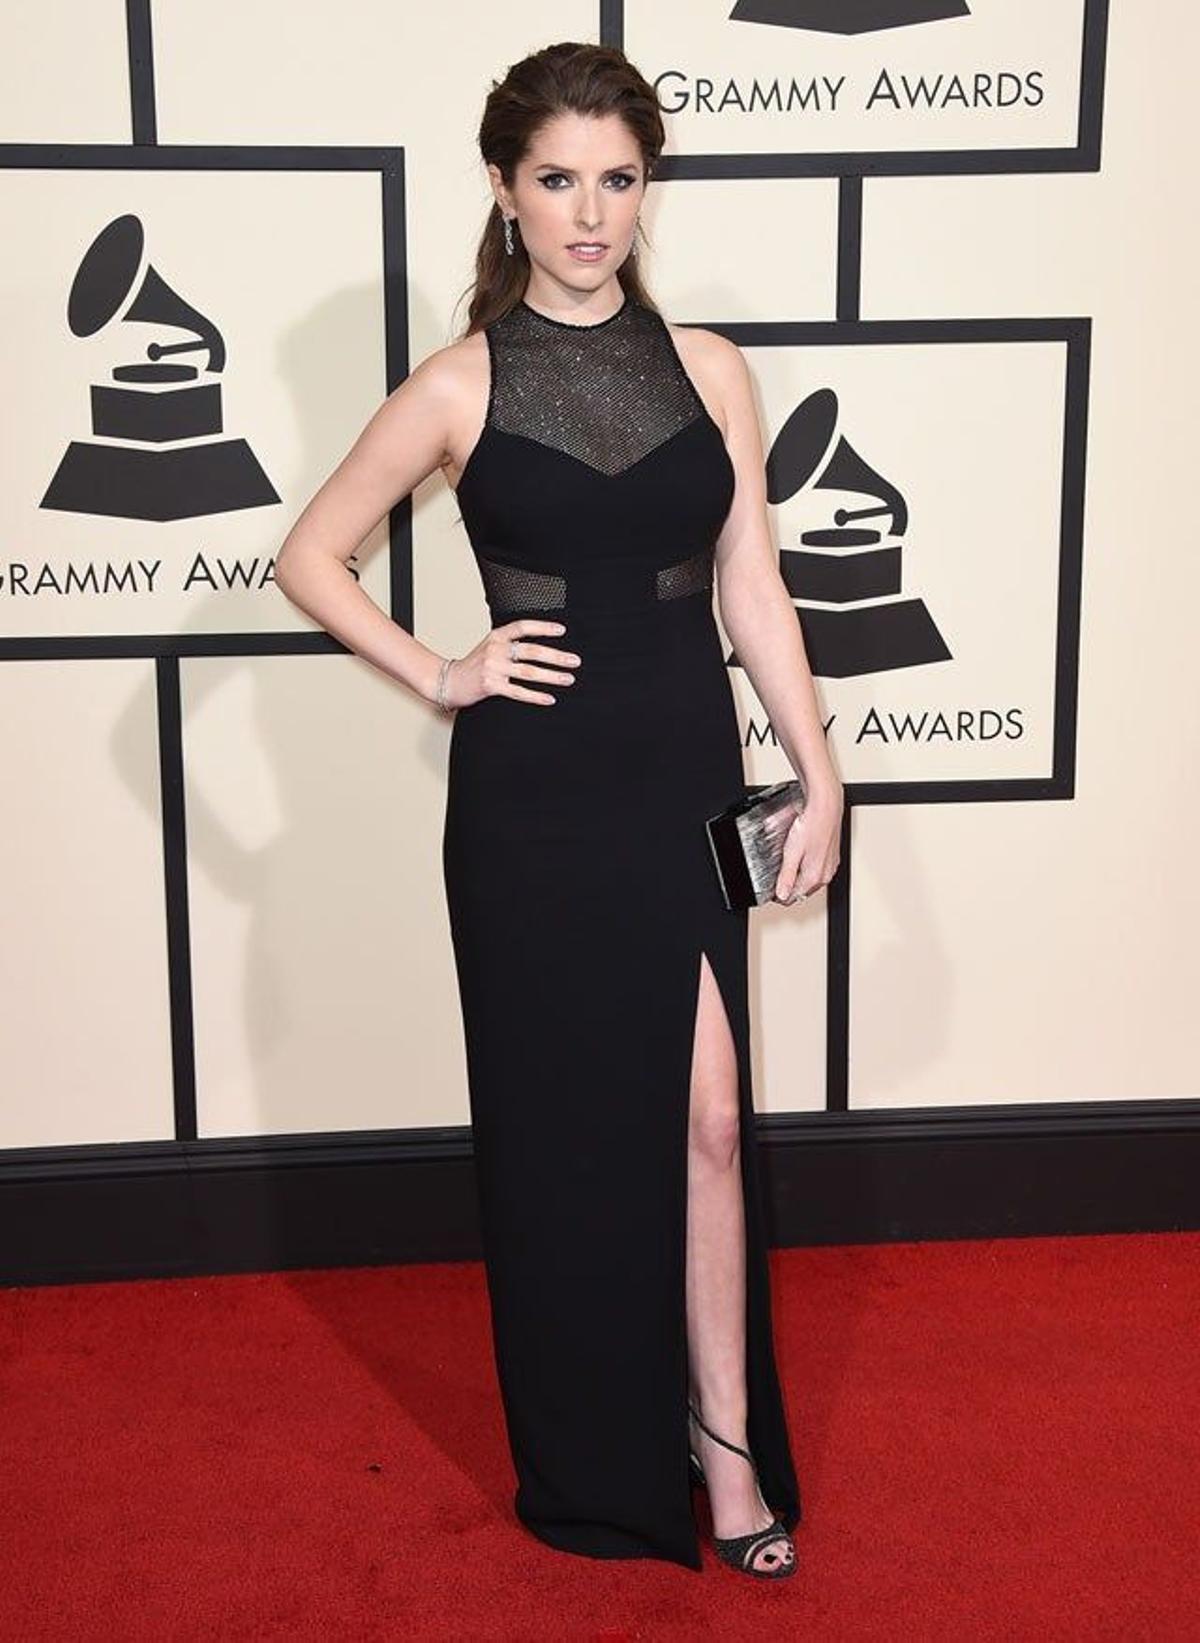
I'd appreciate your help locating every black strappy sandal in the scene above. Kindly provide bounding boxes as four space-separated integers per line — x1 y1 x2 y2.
687 1399 797 1579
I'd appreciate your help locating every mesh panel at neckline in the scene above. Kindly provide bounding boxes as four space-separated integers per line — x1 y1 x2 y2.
485 296 705 478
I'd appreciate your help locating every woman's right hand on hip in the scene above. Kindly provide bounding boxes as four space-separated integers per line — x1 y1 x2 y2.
444 619 582 708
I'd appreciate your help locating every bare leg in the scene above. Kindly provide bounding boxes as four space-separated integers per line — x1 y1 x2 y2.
684 950 794 1574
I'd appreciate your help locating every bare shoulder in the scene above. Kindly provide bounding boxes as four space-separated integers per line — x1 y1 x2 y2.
402 328 490 487
666 321 742 370
664 320 748 433
407 328 488 416
413 327 487 394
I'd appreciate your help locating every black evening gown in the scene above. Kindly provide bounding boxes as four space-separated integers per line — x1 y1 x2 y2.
442 289 801 1570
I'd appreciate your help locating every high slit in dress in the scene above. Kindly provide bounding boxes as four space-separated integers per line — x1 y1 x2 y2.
442 288 801 1569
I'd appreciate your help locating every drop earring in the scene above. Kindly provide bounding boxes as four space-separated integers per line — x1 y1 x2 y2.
503 214 515 257
630 216 641 259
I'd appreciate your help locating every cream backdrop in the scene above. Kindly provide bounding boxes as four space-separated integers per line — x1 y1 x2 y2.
1 1 1195 1155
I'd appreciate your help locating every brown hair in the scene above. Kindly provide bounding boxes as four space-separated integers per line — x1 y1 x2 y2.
454 42 665 338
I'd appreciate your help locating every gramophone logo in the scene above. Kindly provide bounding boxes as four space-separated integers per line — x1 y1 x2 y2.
729 0 970 31
755 386 951 679
40 213 279 523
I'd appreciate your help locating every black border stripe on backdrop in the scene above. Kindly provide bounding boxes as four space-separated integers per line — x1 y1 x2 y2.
836 176 862 324
126 0 156 147
155 656 198 1143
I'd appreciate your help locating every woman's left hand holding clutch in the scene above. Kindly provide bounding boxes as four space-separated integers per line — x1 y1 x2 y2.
773 775 843 907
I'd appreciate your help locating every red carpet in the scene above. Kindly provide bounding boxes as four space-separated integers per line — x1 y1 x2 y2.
2 1232 1197 1640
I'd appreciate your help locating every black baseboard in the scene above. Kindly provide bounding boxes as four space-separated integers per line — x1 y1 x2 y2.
3 1099 1198 1287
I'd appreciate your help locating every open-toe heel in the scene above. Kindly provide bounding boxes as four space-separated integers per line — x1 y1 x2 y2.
687 1398 797 1580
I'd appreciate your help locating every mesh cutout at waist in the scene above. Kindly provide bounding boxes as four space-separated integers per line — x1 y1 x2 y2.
476 548 714 617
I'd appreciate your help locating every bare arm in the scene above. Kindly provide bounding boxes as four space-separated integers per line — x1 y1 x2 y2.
273 350 460 705
274 345 581 712
703 330 843 898
707 334 840 802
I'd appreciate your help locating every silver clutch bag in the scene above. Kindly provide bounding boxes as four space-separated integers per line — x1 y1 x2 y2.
705 777 807 911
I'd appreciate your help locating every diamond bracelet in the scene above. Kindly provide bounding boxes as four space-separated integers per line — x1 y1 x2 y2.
435 656 455 712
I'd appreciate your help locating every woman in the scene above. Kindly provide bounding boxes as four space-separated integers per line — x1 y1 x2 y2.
275 42 842 1579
